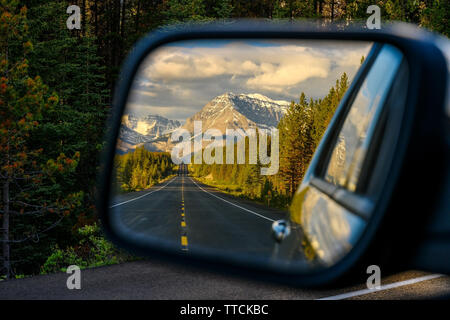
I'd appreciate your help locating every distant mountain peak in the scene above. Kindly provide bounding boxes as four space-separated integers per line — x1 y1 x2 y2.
118 113 181 151
117 93 290 154
213 92 289 105
183 92 289 133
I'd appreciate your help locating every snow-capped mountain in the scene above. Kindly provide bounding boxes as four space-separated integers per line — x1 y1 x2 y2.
122 114 181 139
117 114 181 153
183 92 290 133
117 93 291 153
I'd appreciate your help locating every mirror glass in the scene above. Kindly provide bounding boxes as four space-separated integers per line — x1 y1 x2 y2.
107 39 401 272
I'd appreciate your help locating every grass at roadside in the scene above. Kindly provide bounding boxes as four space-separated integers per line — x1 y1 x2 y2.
192 176 289 210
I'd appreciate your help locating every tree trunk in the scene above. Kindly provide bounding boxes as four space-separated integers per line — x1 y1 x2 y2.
93 0 98 38
121 0 126 39
331 0 334 21
2 179 10 280
135 0 141 33
289 0 294 20
2 44 10 280
82 0 86 37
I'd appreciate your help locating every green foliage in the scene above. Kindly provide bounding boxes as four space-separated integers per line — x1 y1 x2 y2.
420 0 450 36
345 0 449 36
114 147 175 192
162 0 211 24
1 0 110 278
0 0 86 279
192 72 349 208
214 0 234 19
41 223 133 274
278 72 348 197
2 0 447 278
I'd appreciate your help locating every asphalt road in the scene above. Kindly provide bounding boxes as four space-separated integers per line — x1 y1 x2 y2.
1 259 450 299
110 164 286 257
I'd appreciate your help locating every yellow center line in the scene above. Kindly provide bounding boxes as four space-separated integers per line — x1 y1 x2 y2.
180 169 188 251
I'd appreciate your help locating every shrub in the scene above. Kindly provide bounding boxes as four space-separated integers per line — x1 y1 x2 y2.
41 223 135 274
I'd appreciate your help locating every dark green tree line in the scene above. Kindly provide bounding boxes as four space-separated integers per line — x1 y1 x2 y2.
114 147 175 192
0 1 83 279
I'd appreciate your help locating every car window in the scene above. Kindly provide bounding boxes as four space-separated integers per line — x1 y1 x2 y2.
324 44 403 192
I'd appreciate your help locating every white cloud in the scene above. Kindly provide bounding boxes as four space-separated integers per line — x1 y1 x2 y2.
128 40 372 120
246 56 330 92
138 41 370 95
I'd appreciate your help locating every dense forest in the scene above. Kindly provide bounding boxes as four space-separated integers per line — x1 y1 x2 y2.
191 72 349 208
1 0 448 279
113 147 175 193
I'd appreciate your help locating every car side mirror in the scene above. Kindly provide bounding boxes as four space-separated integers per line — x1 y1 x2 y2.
98 21 450 286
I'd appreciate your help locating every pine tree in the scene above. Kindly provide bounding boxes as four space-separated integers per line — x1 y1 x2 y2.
113 147 174 193
0 1 80 279
214 0 234 20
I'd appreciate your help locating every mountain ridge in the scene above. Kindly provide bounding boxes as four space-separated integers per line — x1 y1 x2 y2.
182 92 289 133
117 92 290 153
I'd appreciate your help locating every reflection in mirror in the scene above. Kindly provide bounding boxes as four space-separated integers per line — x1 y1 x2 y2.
281 187 367 267
108 39 378 272
325 44 404 192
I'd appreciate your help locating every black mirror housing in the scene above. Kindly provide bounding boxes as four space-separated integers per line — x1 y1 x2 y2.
97 21 450 287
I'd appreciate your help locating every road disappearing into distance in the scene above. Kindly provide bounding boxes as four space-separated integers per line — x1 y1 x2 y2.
110 164 286 256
